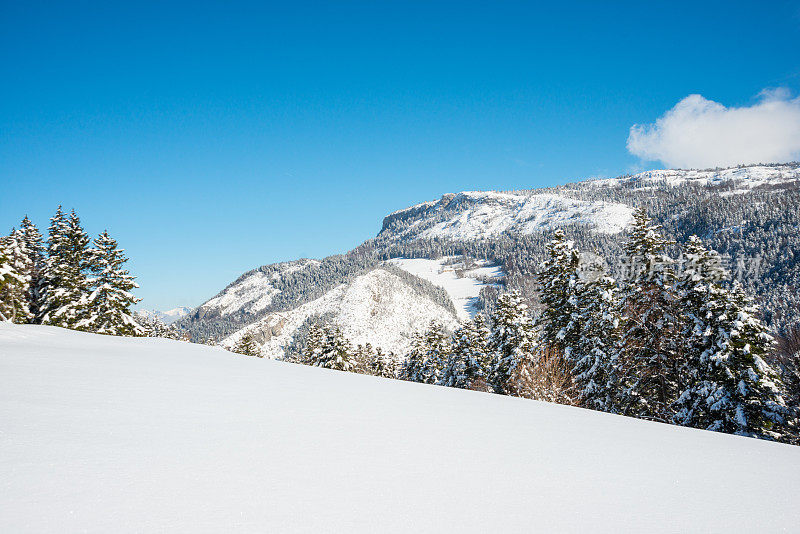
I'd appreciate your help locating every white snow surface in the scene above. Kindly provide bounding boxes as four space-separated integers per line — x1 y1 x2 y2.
590 164 800 192
2 323 798 533
199 259 318 317
387 257 502 320
395 191 634 240
225 267 459 358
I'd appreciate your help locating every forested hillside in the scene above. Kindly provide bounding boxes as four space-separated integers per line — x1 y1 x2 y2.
178 163 800 345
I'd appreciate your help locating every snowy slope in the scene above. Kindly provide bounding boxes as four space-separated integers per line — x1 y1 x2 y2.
2 323 799 533
196 259 319 318
387 257 502 320
382 191 634 241
224 267 459 358
590 163 800 192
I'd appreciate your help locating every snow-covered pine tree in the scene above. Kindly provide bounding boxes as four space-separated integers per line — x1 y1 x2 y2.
369 347 398 378
0 229 33 323
440 315 491 390
135 313 182 339
673 235 729 425
399 332 427 382
77 231 143 336
571 271 624 412
0 242 19 321
352 342 374 374
674 237 790 439
619 207 682 422
420 321 451 385
19 216 45 322
314 326 354 371
40 208 92 329
301 322 326 365
488 291 537 396
232 332 261 357
537 230 582 360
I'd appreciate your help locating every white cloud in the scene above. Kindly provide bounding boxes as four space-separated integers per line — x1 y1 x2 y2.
627 90 800 169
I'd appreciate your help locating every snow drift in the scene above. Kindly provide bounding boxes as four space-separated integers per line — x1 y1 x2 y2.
2 323 799 532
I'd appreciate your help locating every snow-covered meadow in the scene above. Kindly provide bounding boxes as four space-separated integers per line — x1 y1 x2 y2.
2 323 799 532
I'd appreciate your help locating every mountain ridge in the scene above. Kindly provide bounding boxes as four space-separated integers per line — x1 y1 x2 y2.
176 163 800 354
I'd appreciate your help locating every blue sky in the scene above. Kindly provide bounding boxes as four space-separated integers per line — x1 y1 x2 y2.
2 1 799 310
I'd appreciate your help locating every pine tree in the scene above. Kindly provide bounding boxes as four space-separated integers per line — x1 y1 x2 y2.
302 323 326 365
18 216 45 322
399 322 451 384
571 271 624 412
400 332 427 382
77 231 143 336
488 292 537 396
674 238 790 439
537 230 582 360
620 208 682 421
673 235 729 424
369 348 398 378
40 208 92 328
313 326 354 371
441 315 491 390
0 229 33 323
232 332 261 357
0 244 14 322
420 321 451 385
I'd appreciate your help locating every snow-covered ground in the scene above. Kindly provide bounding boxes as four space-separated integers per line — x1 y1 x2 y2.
225 268 459 357
2 323 799 533
388 257 502 320
590 164 800 192
388 192 634 240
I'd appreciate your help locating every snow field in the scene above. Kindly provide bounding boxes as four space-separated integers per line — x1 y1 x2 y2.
2 323 799 533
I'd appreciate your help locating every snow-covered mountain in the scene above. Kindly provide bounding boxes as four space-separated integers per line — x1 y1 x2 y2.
589 163 800 192
178 162 800 353
223 262 502 357
387 257 503 321
380 191 633 241
3 323 799 532
136 306 192 325
195 259 320 320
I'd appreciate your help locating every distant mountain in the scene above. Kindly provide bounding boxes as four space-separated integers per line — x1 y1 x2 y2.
176 163 800 357
137 307 193 325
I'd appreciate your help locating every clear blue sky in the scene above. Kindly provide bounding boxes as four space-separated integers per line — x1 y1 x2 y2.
2 1 798 310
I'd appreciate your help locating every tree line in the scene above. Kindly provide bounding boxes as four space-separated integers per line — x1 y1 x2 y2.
233 208 798 444
0 207 142 336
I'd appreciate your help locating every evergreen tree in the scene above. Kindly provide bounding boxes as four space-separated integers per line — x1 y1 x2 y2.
571 271 624 412
352 342 374 374
313 326 354 371
399 322 451 384
232 332 261 357
40 208 92 328
0 229 33 323
420 321 451 385
538 230 582 359
302 323 326 365
441 315 491 390
620 208 682 421
673 235 729 423
136 313 182 339
368 347 398 378
77 231 143 336
399 332 427 382
18 216 45 322
674 239 791 439
488 292 537 396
